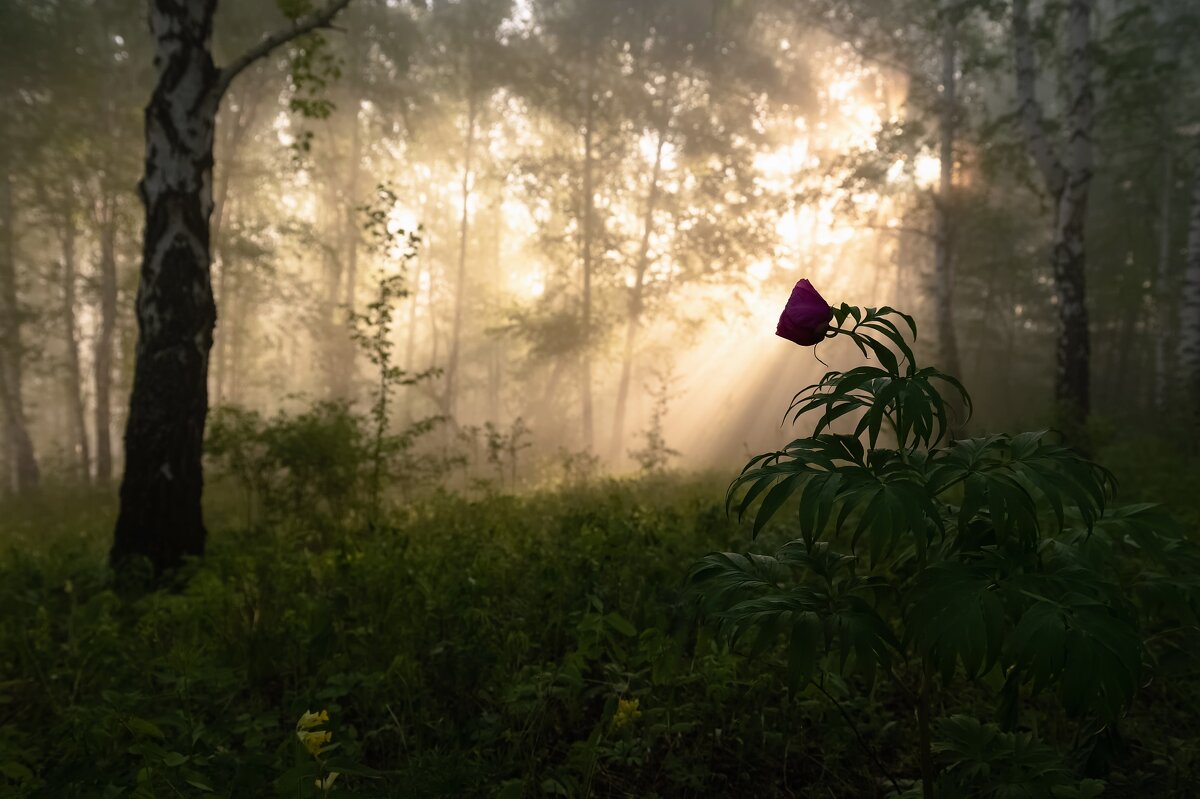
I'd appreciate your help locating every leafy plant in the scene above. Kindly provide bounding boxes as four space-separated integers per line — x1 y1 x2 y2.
690 301 1200 797
349 187 442 524
629 368 681 475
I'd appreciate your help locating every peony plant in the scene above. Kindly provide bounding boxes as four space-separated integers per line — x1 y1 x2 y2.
691 281 1200 798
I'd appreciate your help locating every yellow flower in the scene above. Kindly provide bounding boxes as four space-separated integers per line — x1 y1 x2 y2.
296 709 330 731
611 697 642 730
297 729 333 756
315 772 340 791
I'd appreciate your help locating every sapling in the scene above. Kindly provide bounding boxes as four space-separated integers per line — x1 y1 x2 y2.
349 185 440 523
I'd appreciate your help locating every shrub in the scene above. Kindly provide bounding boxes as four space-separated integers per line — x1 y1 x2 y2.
691 302 1200 797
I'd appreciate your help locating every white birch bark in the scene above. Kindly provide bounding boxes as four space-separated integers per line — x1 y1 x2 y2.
113 0 355 572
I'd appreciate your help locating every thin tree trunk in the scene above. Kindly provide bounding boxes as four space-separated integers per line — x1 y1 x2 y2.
611 123 667 460
427 224 441 376
403 232 425 423
933 15 962 384
0 162 39 492
216 195 240 404
212 88 260 406
446 91 477 420
213 227 231 404
579 61 596 451
60 204 91 482
93 193 118 484
487 187 503 414
342 93 361 367
1012 0 1093 442
1053 0 1094 432
1180 162 1200 426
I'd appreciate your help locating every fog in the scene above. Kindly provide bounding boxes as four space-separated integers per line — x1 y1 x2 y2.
1 0 1196 494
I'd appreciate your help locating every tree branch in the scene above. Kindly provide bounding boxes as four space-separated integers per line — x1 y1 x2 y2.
215 0 355 100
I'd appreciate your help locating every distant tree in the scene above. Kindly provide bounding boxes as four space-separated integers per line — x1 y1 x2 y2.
1011 0 1094 442
0 0 51 493
112 0 357 574
802 0 1003 421
420 0 513 420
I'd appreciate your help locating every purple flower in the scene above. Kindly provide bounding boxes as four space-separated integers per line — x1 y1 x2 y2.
776 279 834 346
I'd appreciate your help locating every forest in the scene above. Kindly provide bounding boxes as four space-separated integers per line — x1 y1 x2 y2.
1 0 1200 796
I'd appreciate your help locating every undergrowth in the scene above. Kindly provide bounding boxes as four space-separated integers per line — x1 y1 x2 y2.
0 455 1197 797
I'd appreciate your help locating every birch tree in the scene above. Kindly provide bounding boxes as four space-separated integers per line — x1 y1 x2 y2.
0 161 39 493
112 0 356 573
1012 0 1094 440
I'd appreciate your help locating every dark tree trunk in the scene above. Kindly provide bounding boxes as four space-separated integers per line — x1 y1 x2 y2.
1013 0 1093 442
60 205 91 482
0 163 39 492
112 0 354 572
112 1 222 571
93 194 119 484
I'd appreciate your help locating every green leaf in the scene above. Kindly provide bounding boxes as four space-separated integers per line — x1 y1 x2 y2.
787 611 822 688
126 717 166 740
604 613 636 637
0 762 33 782
1007 597 1141 719
908 562 1005 681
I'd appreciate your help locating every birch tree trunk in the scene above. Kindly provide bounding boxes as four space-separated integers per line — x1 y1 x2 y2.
611 123 666 460
112 0 222 570
93 192 118 484
579 62 596 451
1012 0 1093 442
113 0 353 573
0 162 39 492
60 204 91 482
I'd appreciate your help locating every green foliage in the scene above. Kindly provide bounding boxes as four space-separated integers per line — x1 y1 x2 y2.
349 191 443 523
692 304 1200 796
206 397 444 535
932 716 1105 799
0 478 897 798
629 369 680 475
1 464 1198 797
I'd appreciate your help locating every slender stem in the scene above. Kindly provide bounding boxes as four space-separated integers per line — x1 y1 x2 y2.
917 661 936 799
811 678 903 796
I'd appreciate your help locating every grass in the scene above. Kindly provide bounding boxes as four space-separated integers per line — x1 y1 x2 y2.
1 440 1198 798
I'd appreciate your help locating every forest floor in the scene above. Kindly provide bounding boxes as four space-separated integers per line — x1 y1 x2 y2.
1 436 1199 798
